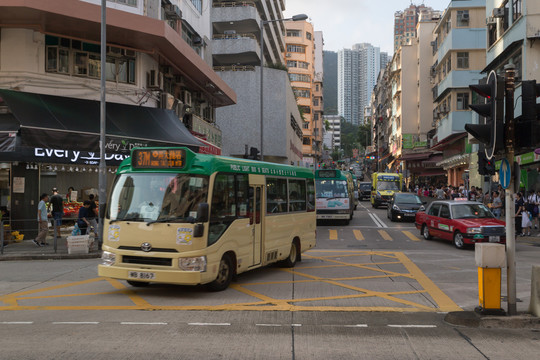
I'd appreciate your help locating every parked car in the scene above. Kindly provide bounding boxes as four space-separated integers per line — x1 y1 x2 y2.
415 200 506 249
387 193 425 222
358 182 371 201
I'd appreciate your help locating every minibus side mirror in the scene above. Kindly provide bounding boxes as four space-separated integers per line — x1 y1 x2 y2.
196 203 209 223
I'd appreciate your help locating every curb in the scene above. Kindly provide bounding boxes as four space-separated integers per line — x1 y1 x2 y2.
444 311 540 329
0 252 101 261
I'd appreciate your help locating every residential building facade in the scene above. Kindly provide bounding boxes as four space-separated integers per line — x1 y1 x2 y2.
0 0 236 222
212 0 304 164
338 43 383 126
394 3 440 51
431 0 486 187
323 115 341 151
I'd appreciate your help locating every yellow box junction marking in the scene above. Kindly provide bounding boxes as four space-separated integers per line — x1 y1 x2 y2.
0 250 461 313
329 229 338 240
402 230 421 242
353 230 364 241
378 230 393 241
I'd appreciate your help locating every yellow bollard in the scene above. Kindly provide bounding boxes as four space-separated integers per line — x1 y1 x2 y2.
475 243 506 315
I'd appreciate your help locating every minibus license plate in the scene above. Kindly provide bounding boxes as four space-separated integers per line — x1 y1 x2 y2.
489 236 500 243
128 271 155 280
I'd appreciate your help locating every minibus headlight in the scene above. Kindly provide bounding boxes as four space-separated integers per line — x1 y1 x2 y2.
179 256 207 272
467 227 482 234
101 251 116 266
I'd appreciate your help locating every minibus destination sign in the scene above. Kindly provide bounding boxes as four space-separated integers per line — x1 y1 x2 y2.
132 149 185 169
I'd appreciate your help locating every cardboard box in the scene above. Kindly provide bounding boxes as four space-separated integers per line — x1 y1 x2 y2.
67 235 91 254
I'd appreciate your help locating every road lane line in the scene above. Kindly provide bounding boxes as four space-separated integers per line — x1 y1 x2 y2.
256 324 282 327
291 324 302 327
1 321 33 324
188 323 231 326
52 322 99 325
343 324 368 328
378 230 393 241
120 322 167 325
388 325 437 328
353 229 364 241
329 229 338 240
372 213 388 228
368 213 382 227
402 230 421 242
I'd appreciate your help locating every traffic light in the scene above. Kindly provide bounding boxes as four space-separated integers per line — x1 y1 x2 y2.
465 70 504 159
477 151 496 176
515 80 540 149
247 147 260 160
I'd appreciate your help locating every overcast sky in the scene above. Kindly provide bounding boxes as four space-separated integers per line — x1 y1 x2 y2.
284 0 452 54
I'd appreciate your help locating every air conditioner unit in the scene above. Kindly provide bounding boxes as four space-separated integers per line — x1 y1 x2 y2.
146 69 163 89
286 53 292 58
486 16 496 25
160 92 174 109
107 46 122 57
125 49 136 57
164 4 182 19
462 13 469 20
493 8 505 18
192 36 203 46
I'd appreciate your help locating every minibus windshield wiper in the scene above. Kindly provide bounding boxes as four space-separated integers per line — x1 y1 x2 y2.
146 216 186 226
110 217 144 224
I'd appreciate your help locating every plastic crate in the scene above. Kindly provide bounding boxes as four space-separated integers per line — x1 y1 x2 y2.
67 235 91 254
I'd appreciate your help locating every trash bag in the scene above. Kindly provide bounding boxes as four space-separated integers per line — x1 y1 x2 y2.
71 223 81 236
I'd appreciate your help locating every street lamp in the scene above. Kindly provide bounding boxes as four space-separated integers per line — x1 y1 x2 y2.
260 13 308 161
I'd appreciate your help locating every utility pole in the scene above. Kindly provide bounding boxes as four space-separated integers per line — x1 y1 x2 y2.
504 64 517 316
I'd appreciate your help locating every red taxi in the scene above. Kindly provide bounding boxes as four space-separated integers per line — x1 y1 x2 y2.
415 200 506 249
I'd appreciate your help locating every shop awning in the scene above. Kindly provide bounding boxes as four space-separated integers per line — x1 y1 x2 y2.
0 89 203 153
418 170 447 177
401 152 432 161
430 132 468 151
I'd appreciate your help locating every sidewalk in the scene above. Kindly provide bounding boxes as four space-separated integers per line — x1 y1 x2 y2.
0 229 101 261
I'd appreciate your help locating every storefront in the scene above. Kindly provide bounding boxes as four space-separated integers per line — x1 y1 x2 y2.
0 89 203 225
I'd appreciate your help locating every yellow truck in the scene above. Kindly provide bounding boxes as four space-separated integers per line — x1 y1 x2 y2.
371 172 403 208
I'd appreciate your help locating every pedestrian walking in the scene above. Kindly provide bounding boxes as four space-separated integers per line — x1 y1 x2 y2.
49 187 63 237
527 189 539 230
87 194 99 237
491 191 502 219
35 193 49 246
515 192 524 236
77 200 92 235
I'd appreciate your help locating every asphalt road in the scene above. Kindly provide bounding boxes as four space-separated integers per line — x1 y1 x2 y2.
1 201 540 359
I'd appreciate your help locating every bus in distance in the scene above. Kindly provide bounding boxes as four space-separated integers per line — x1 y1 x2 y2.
98 148 316 291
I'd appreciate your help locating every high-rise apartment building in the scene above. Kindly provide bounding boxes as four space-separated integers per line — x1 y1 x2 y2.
212 0 304 164
394 3 440 51
338 43 382 126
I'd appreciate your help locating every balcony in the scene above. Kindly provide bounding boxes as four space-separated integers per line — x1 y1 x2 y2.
435 70 484 101
212 33 261 66
212 2 260 34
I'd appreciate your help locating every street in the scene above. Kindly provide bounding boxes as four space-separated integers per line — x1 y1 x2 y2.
1 202 540 359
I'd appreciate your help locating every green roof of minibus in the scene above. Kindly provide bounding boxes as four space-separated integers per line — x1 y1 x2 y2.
118 147 314 179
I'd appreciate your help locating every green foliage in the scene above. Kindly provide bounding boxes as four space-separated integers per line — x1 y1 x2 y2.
266 62 288 71
338 119 372 159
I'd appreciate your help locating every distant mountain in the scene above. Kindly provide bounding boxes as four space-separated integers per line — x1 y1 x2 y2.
323 50 338 115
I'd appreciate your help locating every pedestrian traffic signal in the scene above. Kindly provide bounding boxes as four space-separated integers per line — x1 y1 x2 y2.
515 80 540 149
477 151 496 176
247 147 260 160
465 70 504 159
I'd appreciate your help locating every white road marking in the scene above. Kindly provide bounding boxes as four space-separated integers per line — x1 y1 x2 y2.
291 324 302 327
388 325 437 328
1 321 33 324
120 322 167 325
52 322 100 325
343 324 368 328
188 322 231 326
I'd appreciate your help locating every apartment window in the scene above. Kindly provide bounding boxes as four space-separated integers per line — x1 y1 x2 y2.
189 0 202 14
456 93 469 110
287 45 306 53
502 1 510 32
45 35 136 84
313 98 319 106
447 57 451 73
306 32 312 40
456 10 469 27
108 0 137 6
456 52 469 69
444 18 451 34
512 0 522 21
303 122 309 129
488 23 497 47
315 84 320 91
314 113 319 121
303 137 311 145
294 89 311 98
287 30 301 37
289 73 311 83
287 61 297 68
